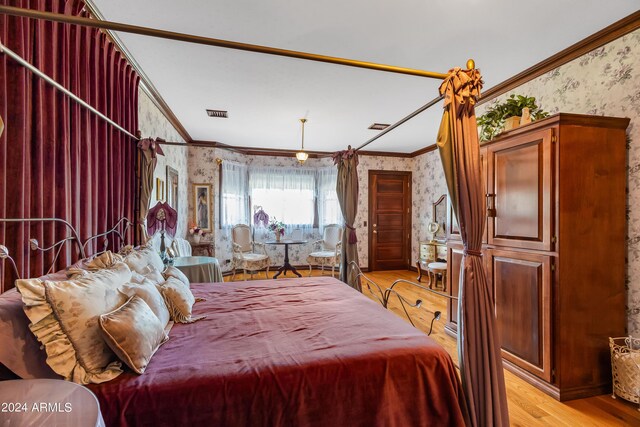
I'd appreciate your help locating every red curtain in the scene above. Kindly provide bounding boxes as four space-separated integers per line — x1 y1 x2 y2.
0 0 139 290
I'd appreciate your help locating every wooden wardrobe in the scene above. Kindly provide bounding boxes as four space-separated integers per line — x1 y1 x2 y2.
445 113 629 401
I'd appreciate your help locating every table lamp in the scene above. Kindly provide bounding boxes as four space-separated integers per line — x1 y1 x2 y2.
147 201 178 261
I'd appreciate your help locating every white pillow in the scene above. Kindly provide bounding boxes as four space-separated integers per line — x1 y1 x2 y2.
121 282 171 328
159 278 204 324
163 266 190 288
140 265 165 286
15 262 132 384
124 246 165 275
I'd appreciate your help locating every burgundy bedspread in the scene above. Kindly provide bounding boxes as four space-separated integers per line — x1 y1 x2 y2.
88 277 466 426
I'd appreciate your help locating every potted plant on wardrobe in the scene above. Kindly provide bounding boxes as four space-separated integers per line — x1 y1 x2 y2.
477 94 549 141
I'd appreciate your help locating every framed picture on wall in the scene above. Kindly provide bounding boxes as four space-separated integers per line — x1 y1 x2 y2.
193 183 213 232
155 178 165 201
166 166 179 211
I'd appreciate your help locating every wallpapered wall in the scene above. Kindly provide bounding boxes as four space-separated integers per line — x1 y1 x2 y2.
138 89 189 239
474 29 640 334
187 147 415 272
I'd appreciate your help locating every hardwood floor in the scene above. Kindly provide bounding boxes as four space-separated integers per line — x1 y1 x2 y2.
364 270 640 427
225 268 640 426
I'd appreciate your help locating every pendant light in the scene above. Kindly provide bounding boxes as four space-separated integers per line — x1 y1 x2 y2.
296 118 309 164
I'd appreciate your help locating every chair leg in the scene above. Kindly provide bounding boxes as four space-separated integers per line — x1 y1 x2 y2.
308 265 313 277
331 264 335 278
243 268 247 281
231 266 236 281
265 266 270 279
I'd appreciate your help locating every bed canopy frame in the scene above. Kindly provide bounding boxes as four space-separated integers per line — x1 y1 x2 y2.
0 4 471 149
0 4 508 427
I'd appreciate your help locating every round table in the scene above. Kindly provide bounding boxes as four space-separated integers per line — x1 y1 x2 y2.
264 240 307 279
173 256 223 283
0 379 105 426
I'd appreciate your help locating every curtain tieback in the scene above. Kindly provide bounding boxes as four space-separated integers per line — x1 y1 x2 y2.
463 249 483 257
345 224 358 244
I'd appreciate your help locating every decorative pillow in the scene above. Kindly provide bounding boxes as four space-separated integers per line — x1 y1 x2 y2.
99 296 169 374
163 266 190 288
123 246 165 275
65 251 124 278
141 264 165 286
84 251 124 270
121 282 170 328
159 277 205 324
15 262 132 384
0 288 59 379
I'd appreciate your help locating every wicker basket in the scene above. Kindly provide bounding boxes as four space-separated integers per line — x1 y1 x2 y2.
610 336 640 409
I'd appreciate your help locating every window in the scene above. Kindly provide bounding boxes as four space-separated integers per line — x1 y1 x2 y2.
317 167 343 231
220 163 342 232
249 167 315 230
221 161 249 227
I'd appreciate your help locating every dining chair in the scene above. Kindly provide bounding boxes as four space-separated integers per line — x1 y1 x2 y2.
306 224 342 277
170 237 193 257
230 224 270 280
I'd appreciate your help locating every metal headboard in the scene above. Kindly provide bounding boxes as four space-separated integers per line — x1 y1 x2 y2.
348 261 457 335
0 217 132 285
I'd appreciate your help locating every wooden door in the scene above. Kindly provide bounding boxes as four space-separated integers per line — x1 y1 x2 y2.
491 248 553 382
487 129 554 251
447 147 488 244
368 171 411 271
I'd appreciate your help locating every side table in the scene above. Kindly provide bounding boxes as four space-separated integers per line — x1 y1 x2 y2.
190 242 214 257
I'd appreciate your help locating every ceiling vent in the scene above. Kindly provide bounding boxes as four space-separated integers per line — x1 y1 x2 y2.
206 109 228 118
368 123 390 130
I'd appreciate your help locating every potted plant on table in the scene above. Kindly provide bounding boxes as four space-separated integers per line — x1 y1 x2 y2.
477 94 549 141
189 226 206 244
268 219 285 242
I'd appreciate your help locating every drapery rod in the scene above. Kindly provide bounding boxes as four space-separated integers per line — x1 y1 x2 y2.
354 58 475 152
0 5 449 80
0 41 139 140
354 94 445 152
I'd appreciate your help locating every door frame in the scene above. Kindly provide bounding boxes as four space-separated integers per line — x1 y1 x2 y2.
367 170 412 271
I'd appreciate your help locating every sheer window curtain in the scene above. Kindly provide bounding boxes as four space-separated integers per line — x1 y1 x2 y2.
221 162 249 230
317 167 343 233
249 167 316 235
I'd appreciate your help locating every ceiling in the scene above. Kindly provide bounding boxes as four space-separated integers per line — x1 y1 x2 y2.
90 0 639 153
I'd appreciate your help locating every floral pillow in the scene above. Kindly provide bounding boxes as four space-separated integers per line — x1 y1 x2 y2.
123 246 165 275
159 277 205 324
99 295 169 374
15 262 132 384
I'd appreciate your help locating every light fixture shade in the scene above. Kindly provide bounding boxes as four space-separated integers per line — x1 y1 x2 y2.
296 151 309 163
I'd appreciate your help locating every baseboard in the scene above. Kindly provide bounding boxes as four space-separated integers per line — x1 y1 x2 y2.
502 360 561 400
502 359 613 401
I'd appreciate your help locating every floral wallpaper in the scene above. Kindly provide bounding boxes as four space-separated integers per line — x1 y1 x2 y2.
187 148 415 272
412 149 448 263
473 29 640 334
138 90 189 239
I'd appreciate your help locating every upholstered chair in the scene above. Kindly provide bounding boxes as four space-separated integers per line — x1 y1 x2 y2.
170 237 193 257
307 224 342 277
231 224 270 280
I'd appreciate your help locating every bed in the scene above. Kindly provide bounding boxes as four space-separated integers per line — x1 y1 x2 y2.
0 219 467 426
